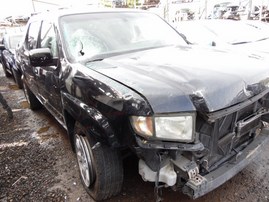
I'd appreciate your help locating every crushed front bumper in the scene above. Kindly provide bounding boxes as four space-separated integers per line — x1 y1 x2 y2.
182 128 269 199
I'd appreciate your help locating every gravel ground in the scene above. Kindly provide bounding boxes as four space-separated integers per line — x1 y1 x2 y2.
0 65 268 202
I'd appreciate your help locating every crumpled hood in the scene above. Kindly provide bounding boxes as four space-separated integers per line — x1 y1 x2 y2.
87 46 269 113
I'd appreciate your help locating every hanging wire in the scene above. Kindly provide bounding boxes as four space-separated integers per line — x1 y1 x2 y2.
154 153 165 202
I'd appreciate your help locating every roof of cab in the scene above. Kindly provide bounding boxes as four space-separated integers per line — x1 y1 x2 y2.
28 6 149 23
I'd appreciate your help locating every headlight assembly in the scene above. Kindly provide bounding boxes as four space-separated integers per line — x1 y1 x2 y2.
155 116 194 141
130 113 195 142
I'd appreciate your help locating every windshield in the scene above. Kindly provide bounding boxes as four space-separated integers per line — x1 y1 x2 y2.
177 22 216 46
204 21 269 44
177 20 269 46
59 12 187 62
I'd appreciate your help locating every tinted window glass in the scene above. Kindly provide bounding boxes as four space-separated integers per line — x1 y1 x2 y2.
27 21 40 50
40 21 58 58
3 36 9 49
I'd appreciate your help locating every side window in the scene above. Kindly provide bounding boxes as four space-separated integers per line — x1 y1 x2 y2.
3 37 8 49
27 21 40 50
40 21 58 58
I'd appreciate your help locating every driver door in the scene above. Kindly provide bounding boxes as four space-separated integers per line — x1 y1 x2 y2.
35 20 64 123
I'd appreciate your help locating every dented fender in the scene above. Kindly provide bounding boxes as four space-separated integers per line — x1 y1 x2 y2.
61 63 154 147
62 92 120 147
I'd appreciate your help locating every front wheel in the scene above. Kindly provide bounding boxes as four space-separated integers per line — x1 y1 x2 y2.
74 122 123 201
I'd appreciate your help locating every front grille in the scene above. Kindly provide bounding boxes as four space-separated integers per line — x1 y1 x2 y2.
197 92 269 169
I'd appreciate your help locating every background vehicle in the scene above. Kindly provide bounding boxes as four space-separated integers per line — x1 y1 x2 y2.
176 19 269 54
17 8 269 201
0 33 24 88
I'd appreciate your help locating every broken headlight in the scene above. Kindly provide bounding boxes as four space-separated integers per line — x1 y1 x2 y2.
130 113 195 142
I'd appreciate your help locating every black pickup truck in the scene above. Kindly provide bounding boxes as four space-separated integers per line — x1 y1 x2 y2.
16 8 269 201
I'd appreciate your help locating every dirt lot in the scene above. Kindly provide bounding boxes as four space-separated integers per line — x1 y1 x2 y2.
0 65 269 202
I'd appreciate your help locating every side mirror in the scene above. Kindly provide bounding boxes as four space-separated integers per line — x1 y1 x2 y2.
0 44 5 51
29 48 54 66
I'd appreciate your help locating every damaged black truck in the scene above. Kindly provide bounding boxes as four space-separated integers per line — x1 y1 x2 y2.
17 8 269 201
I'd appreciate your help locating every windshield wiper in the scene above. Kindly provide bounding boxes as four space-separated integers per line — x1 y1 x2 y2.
231 41 252 45
256 37 269 42
83 44 178 65
232 37 269 45
78 55 105 65
87 58 104 63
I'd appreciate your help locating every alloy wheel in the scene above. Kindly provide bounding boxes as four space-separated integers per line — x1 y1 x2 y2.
75 134 95 187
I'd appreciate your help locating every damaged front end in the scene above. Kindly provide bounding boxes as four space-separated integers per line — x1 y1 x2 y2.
132 89 269 199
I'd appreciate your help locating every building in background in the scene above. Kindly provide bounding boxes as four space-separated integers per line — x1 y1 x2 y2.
147 0 269 23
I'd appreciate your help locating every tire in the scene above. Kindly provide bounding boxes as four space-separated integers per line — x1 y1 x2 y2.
23 81 42 110
74 122 123 201
12 68 23 89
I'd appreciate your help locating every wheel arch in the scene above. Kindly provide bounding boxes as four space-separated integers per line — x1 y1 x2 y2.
62 92 120 149
63 109 76 151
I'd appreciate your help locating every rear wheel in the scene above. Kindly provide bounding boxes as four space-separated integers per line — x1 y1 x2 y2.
23 82 42 110
74 122 123 201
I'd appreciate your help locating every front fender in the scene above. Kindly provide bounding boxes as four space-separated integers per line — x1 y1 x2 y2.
62 92 120 147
